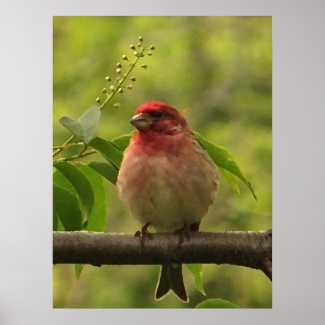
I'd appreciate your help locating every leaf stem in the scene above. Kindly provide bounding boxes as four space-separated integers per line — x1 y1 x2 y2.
53 141 85 151
55 149 97 162
53 135 76 157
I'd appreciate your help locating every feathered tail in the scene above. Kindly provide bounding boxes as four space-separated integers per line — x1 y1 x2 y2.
155 264 189 302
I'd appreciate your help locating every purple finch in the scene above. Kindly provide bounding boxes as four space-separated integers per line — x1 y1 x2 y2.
117 101 219 302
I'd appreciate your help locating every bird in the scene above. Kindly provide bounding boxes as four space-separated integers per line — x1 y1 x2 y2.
116 100 219 302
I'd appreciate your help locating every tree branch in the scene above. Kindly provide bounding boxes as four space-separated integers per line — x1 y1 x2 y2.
53 229 272 280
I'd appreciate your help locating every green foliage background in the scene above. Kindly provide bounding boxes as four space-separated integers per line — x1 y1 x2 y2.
53 16 272 308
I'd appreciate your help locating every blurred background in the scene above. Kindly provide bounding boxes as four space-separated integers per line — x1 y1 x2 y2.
53 16 272 308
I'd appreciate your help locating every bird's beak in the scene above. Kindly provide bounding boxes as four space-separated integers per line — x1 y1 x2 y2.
130 113 153 130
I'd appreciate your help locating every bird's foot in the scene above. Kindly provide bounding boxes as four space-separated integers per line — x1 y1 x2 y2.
135 222 152 247
174 222 200 245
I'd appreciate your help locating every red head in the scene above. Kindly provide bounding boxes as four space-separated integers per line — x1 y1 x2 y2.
130 101 190 135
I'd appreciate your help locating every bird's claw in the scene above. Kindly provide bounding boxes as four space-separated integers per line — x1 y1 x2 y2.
174 222 200 245
135 222 152 247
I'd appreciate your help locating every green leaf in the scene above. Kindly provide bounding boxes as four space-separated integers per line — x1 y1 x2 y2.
194 132 257 200
219 167 241 198
89 137 123 168
53 170 83 230
195 298 238 308
75 264 84 280
87 161 118 185
111 133 132 151
53 183 83 231
57 215 65 231
54 161 95 221
53 168 75 192
59 106 101 144
53 207 58 231
59 116 83 140
75 163 107 232
186 264 206 296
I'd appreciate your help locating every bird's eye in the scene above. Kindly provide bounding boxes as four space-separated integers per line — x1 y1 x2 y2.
149 110 163 119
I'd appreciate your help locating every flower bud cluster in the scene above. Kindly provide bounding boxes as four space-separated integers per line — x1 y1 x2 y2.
95 36 155 108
